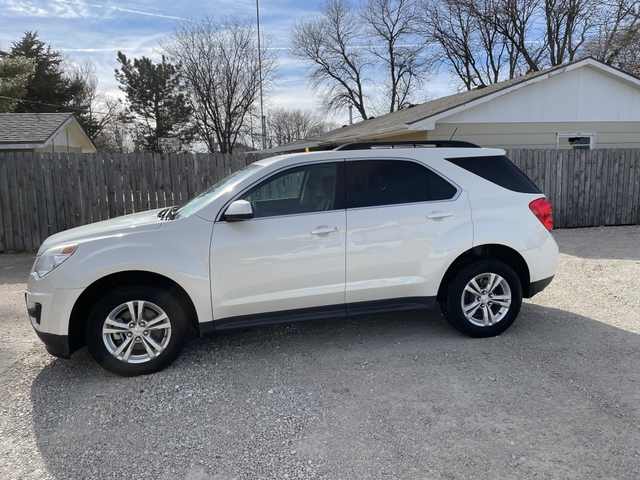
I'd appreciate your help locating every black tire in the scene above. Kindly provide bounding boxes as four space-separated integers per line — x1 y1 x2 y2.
440 259 523 338
85 285 189 376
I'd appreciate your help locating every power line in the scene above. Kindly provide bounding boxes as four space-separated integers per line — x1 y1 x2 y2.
0 95 82 111
0 95 116 116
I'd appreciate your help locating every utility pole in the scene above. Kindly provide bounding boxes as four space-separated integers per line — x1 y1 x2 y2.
256 0 266 150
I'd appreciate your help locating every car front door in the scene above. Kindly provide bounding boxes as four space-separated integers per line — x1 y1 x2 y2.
210 161 346 325
345 158 473 313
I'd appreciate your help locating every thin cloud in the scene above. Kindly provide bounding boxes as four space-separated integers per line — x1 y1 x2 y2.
62 47 137 52
3 0 82 18
54 0 186 20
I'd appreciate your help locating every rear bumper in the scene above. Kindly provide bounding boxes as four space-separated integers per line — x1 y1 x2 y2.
520 234 559 286
526 275 554 298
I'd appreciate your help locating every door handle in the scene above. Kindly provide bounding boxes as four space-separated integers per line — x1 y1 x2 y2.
426 211 453 219
311 226 340 235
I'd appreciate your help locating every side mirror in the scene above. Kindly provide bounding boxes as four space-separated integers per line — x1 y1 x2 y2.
224 199 254 222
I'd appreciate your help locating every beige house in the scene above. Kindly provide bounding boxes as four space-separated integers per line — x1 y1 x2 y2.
269 57 640 153
0 113 96 153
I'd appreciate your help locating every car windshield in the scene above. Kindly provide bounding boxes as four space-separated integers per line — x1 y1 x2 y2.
176 163 263 218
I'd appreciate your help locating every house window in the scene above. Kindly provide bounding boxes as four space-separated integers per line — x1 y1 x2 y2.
556 132 596 150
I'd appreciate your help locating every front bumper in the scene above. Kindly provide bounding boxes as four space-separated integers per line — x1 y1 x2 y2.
33 329 71 358
26 272 83 357
26 294 71 358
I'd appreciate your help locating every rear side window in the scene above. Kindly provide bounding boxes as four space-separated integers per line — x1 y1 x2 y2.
428 170 457 200
445 155 541 194
347 160 457 208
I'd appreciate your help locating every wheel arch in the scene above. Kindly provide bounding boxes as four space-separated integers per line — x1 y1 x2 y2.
68 271 200 355
437 244 532 303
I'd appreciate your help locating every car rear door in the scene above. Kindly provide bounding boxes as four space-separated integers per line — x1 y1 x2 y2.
345 158 473 313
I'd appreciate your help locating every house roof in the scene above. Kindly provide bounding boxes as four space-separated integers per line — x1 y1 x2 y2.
0 113 95 152
0 113 74 144
265 57 640 153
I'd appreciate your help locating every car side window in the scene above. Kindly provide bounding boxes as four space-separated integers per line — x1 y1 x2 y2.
242 162 343 218
427 169 457 201
347 160 456 208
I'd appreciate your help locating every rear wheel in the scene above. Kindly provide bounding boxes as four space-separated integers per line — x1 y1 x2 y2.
85 285 189 376
441 259 522 338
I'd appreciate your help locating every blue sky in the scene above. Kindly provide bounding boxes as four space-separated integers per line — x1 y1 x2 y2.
1 0 453 124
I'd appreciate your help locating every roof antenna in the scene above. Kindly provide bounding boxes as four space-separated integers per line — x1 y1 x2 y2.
449 127 458 141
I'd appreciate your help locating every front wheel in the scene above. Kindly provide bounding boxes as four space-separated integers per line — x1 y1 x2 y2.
86 285 189 376
441 259 523 338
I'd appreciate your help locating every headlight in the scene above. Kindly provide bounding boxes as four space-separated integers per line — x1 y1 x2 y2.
34 244 78 278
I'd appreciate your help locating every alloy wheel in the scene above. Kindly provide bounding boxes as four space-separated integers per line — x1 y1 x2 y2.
460 273 512 327
102 300 172 363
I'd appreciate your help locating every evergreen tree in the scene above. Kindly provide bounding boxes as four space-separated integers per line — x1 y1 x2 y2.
10 31 83 113
0 52 35 112
115 52 194 152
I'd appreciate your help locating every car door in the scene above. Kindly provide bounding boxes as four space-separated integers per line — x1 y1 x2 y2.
345 158 473 313
210 161 346 324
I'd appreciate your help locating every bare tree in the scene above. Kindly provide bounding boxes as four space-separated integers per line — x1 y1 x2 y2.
475 0 523 81
542 0 594 65
585 0 640 75
161 15 278 154
64 60 137 152
92 103 135 153
68 60 122 142
422 0 522 90
423 0 477 90
360 0 432 111
421 0 600 89
291 0 372 120
461 0 597 72
265 108 337 147
464 0 546 72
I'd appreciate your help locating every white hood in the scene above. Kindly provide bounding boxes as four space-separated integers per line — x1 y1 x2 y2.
38 208 166 255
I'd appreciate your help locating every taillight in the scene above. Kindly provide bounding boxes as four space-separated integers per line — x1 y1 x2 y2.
529 198 553 231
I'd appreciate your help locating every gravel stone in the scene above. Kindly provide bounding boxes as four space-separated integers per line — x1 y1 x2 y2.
0 225 639 478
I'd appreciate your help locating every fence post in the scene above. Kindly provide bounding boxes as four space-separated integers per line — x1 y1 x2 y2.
6 153 25 250
0 154 10 251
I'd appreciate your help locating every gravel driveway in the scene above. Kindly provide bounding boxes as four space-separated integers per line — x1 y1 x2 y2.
1 226 639 479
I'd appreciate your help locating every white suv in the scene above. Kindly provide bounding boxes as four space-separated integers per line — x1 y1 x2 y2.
27 141 558 376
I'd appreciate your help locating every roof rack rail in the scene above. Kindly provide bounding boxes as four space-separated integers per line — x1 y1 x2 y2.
334 140 480 150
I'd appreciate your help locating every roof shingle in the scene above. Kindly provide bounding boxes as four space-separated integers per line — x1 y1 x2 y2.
0 113 74 144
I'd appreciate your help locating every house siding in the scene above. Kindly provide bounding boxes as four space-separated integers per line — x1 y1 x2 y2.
435 67 640 125
425 122 640 149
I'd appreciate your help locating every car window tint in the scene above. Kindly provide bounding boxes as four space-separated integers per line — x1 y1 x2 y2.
242 163 340 218
427 170 457 200
349 160 429 208
445 155 541 194
245 170 305 202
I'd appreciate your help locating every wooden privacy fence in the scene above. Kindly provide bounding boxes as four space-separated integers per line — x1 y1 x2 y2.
0 148 639 251
0 151 271 251
505 149 640 230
